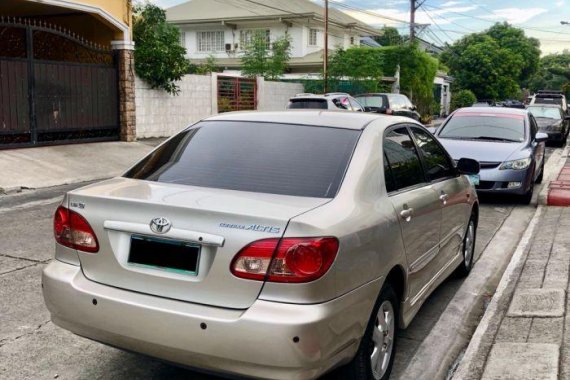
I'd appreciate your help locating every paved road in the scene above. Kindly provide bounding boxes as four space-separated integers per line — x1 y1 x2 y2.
0 145 559 379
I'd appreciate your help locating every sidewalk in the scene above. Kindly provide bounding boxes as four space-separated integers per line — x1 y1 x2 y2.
454 205 570 379
0 140 160 194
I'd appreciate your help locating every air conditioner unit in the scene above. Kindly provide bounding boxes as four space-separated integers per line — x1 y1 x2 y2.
225 43 232 51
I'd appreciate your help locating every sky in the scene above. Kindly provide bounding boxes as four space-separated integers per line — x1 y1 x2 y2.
152 0 570 55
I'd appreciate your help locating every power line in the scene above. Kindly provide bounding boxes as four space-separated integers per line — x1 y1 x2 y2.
328 0 410 25
421 5 454 43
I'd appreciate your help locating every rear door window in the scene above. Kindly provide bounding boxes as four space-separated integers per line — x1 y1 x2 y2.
125 121 361 198
383 127 426 191
287 99 328 109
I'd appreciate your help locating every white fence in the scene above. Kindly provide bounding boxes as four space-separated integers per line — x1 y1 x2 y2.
135 74 303 139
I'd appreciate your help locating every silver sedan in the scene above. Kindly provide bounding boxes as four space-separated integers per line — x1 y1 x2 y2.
42 111 479 380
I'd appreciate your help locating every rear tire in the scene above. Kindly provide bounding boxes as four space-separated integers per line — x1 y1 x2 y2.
340 284 399 380
454 215 476 277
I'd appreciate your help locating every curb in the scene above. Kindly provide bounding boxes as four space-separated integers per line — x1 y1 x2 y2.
0 186 22 196
452 206 543 379
538 145 569 206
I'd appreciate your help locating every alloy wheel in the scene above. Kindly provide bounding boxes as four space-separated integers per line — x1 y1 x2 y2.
371 300 395 380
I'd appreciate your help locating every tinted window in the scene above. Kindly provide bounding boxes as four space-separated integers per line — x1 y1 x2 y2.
534 97 563 107
439 113 525 142
125 121 360 198
287 99 328 109
383 153 396 193
529 115 538 139
410 127 454 181
332 97 351 110
383 127 425 191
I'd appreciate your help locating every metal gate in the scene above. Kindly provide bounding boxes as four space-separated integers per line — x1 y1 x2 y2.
0 17 119 148
217 76 257 113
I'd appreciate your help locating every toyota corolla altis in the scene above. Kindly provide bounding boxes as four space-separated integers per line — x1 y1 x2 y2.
42 111 479 380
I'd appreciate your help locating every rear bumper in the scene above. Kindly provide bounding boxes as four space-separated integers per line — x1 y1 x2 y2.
42 260 380 380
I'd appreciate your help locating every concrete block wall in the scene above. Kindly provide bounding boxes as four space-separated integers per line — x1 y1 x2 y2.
135 74 304 138
257 79 304 111
135 74 213 138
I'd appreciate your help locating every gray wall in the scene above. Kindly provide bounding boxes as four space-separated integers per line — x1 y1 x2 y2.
135 74 303 138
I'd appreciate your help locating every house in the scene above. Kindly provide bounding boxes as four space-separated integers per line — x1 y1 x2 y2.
166 0 380 76
0 0 136 148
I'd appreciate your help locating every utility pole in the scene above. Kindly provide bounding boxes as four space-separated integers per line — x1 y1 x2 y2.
324 0 329 93
410 0 416 43
409 0 425 43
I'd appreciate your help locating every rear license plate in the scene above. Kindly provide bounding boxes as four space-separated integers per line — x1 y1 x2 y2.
128 235 200 275
467 174 480 186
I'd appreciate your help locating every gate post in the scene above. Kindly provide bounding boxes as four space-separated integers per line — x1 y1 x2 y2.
112 41 136 142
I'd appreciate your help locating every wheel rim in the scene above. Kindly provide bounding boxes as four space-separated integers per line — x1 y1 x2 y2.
370 300 395 379
464 221 475 267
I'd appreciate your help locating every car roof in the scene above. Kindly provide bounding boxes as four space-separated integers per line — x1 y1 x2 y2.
203 110 414 130
455 107 528 116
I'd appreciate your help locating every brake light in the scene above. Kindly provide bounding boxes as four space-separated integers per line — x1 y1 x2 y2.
230 237 339 283
54 206 99 253
385 108 393 115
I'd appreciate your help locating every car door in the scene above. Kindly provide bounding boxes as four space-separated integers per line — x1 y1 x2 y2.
529 114 545 180
383 126 442 302
409 125 470 268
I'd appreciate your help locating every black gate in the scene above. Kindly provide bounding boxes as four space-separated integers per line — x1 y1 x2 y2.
0 17 119 148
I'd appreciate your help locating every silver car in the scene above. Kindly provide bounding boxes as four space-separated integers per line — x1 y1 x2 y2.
42 111 479 380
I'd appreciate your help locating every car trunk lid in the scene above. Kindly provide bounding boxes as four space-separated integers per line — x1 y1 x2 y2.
68 178 330 309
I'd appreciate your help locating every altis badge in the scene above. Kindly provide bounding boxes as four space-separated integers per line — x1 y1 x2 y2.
219 223 280 234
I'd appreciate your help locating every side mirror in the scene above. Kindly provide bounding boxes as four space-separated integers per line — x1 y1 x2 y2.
564 115 570 120
457 158 480 175
535 132 548 143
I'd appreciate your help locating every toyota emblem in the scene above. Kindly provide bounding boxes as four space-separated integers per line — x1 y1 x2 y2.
150 217 172 234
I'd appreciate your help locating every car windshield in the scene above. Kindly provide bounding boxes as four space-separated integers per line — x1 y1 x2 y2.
528 106 561 119
287 99 328 109
355 96 383 108
439 113 525 142
124 121 361 198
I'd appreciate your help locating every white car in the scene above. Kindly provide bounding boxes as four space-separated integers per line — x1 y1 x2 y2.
43 111 479 380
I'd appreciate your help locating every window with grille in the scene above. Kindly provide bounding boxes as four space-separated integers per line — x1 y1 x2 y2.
309 29 318 46
350 36 355 45
240 29 271 49
179 31 186 48
197 31 225 52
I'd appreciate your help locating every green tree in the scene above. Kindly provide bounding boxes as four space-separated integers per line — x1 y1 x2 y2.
328 47 384 92
451 89 477 111
442 33 523 100
241 31 292 80
133 3 190 94
527 53 570 95
441 23 540 100
373 27 403 46
195 54 219 75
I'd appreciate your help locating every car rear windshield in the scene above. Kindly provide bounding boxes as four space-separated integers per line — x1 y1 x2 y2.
124 121 360 198
534 97 563 106
528 106 561 119
287 99 328 109
439 113 525 142
355 96 384 108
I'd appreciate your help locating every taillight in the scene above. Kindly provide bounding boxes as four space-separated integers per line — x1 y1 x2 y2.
385 108 393 115
54 206 99 253
230 237 339 283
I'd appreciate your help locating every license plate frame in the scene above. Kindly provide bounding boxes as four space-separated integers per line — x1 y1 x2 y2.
128 235 201 276
467 174 480 186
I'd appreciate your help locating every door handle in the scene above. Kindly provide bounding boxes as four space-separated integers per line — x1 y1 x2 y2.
400 207 414 222
439 192 449 205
